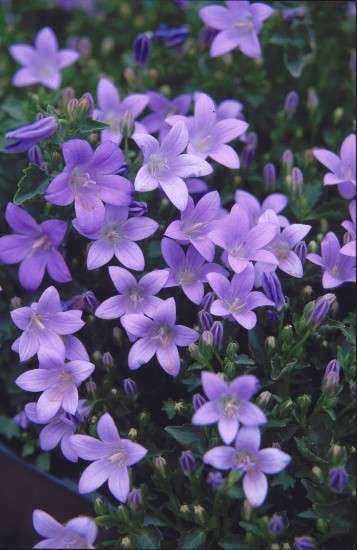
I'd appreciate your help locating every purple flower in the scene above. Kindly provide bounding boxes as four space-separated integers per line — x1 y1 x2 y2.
341 200 356 257
293 536 315 550
0 203 71 291
13 409 29 429
45 139 133 232
70 413 147 502
211 320 224 348
310 294 335 325
10 286 85 362
95 266 168 318
133 33 152 66
192 371 265 443
10 27 78 89
314 134 356 199
25 399 90 462
216 99 244 121
141 91 191 140
179 450 196 474
33 509 97 549
262 272 285 310
93 78 148 144
284 91 299 117
162 238 227 304
307 232 356 288
16 352 94 422
207 471 225 490
74 205 158 271
207 263 273 329
268 514 285 535
4 116 58 153
329 467 349 492
323 359 341 390
133 122 212 211
154 25 189 47
167 93 248 169
204 426 291 507
235 190 289 228
199 1 273 59
165 191 223 261
121 298 198 376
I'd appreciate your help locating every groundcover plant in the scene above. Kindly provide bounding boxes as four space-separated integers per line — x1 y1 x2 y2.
0 1 355 548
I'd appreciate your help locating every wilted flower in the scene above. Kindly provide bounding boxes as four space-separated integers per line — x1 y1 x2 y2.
32 509 97 549
5 116 58 153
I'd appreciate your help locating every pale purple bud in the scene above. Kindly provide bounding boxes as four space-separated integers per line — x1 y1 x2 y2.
310 294 335 325
120 111 134 138
246 131 258 147
291 167 304 193
192 393 207 412
179 450 196 475
123 378 137 396
5 116 58 153
28 145 44 168
294 536 315 550
294 241 307 265
102 352 114 369
211 321 223 348
262 272 285 310
79 92 95 116
134 33 152 65
284 90 299 117
127 488 143 508
329 467 348 492
129 200 148 217
201 292 215 311
282 149 294 171
86 380 97 393
13 410 29 429
263 162 276 190
268 514 285 535
83 290 98 313
207 471 224 490
154 455 166 475
323 359 341 389
61 87 75 107
198 309 213 331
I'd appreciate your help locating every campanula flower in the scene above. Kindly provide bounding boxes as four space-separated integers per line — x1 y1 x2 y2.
141 91 191 140
235 190 289 228
32 509 97 549
4 116 58 153
341 200 356 256
314 134 356 199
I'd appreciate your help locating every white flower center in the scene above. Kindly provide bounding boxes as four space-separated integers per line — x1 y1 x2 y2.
233 449 256 472
178 269 196 285
32 235 52 251
59 370 74 390
192 135 212 154
220 395 240 417
155 324 173 347
128 286 144 305
275 243 290 261
225 297 244 314
30 313 46 330
148 154 168 178
61 532 89 549
109 448 128 466
70 169 96 193
103 223 122 242
234 17 254 31
230 244 243 258
183 221 209 239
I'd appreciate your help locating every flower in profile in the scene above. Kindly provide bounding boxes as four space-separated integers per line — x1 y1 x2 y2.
165 191 223 261
141 91 191 140
4 116 58 153
70 413 147 502
314 134 356 199
74 205 158 271
207 263 274 329
0 203 71 291
93 78 148 144
235 190 289 227
16 351 94 422
162 238 227 304
307 232 356 288
204 426 291 507
199 1 273 58
10 27 78 89
121 297 198 376
95 266 169 319
32 509 97 549
193 371 265 443
10 286 85 362
133 122 212 210
153 25 189 47
167 93 248 168
341 200 356 257
45 139 133 232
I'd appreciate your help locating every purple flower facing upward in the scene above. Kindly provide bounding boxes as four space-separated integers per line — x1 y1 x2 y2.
4 116 58 153
204 426 291 507
314 134 356 199
133 122 212 211
162 238 227 304
167 93 248 169
25 399 91 462
307 232 356 288
121 298 199 376
32 509 97 549
95 266 169 319
165 191 223 261
10 27 78 89
70 413 147 503
141 91 191 140
0 203 71 291
192 371 266 443
235 190 289 228
207 263 274 329
45 139 133 232
93 78 148 144
16 351 94 422
199 1 273 59
341 200 356 257
74 205 158 271
10 286 85 362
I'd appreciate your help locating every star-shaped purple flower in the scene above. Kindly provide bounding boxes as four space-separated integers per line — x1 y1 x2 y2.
10 27 78 89
74 205 158 271
192 371 266 443
141 91 192 140
33 509 97 549
235 190 289 228
121 297 199 376
70 413 147 503
10 286 85 362
133 121 212 211
45 139 133 232
0 203 71 291
204 426 291 507
341 200 356 256
314 134 356 199
207 263 273 329
199 1 273 59
95 266 169 319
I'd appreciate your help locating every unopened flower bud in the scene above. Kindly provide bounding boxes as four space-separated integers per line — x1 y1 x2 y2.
78 92 95 116
28 144 44 168
127 488 142 509
193 504 206 524
310 294 335 325
128 428 138 440
265 336 276 352
67 98 79 117
154 455 166 475
263 162 277 190
241 144 256 167
284 90 299 117
293 535 315 550
192 393 206 412
120 111 134 138
77 36 92 59
129 200 148 217
85 380 96 393
312 466 323 481
296 394 311 416
92 350 102 364
256 390 272 408
102 352 114 369
307 88 319 112
179 450 196 475
120 537 132 549
333 107 343 124
268 514 285 536
282 149 294 172
10 296 22 309
329 467 349 492
133 32 152 66
112 326 123 345
207 471 224 490
308 240 318 253
179 504 190 516
294 241 307 265
291 167 304 193
262 272 286 310
82 290 98 313
201 292 215 311
198 309 213 331
201 330 213 346
323 359 341 390
211 320 224 348
123 378 137 396
61 87 75 108
279 398 294 416
281 325 293 340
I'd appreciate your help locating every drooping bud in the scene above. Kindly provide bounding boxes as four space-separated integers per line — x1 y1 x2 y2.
179 450 196 475
127 488 143 509
207 471 224 490
128 200 148 217
211 320 224 348
123 378 137 396
329 467 349 493
284 90 299 117
291 166 304 193
262 272 286 310
268 514 285 536
263 162 277 190
192 393 207 412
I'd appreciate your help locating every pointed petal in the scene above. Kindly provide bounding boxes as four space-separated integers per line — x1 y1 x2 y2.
243 470 268 507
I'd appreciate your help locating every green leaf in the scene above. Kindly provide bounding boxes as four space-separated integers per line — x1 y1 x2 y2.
143 514 169 528
22 442 35 457
0 415 20 439
36 452 50 472
165 425 206 453
271 470 295 490
135 527 162 549
239 521 263 537
179 529 206 549
13 164 50 205
162 400 177 420
78 119 109 134
219 535 245 549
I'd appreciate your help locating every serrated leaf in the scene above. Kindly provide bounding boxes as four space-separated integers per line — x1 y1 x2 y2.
179 529 206 549
13 163 50 205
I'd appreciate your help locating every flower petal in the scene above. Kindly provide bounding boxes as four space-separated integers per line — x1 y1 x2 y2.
243 470 268 507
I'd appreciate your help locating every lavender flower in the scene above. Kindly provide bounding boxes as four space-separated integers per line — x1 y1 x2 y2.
284 91 299 117
199 1 273 58
4 116 58 153
329 467 349 492
293 536 315 550
13 409 29 430
0 203 71 291
307 232 356 288
154 25 189 47
204 426 291 507
314 134 356 199
341 200 356 257
10 27 78 89
192 371 265 443
10 286 85 362
133 122 212 211
262 272 285 310
133 33 152 65
179 450 196 474
207 471 224 490
70 413 147 502
121 297 198 376
33 509 97 549
235 190 289 228
141 91 191 140
95 266 168 318
207 264 273 329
